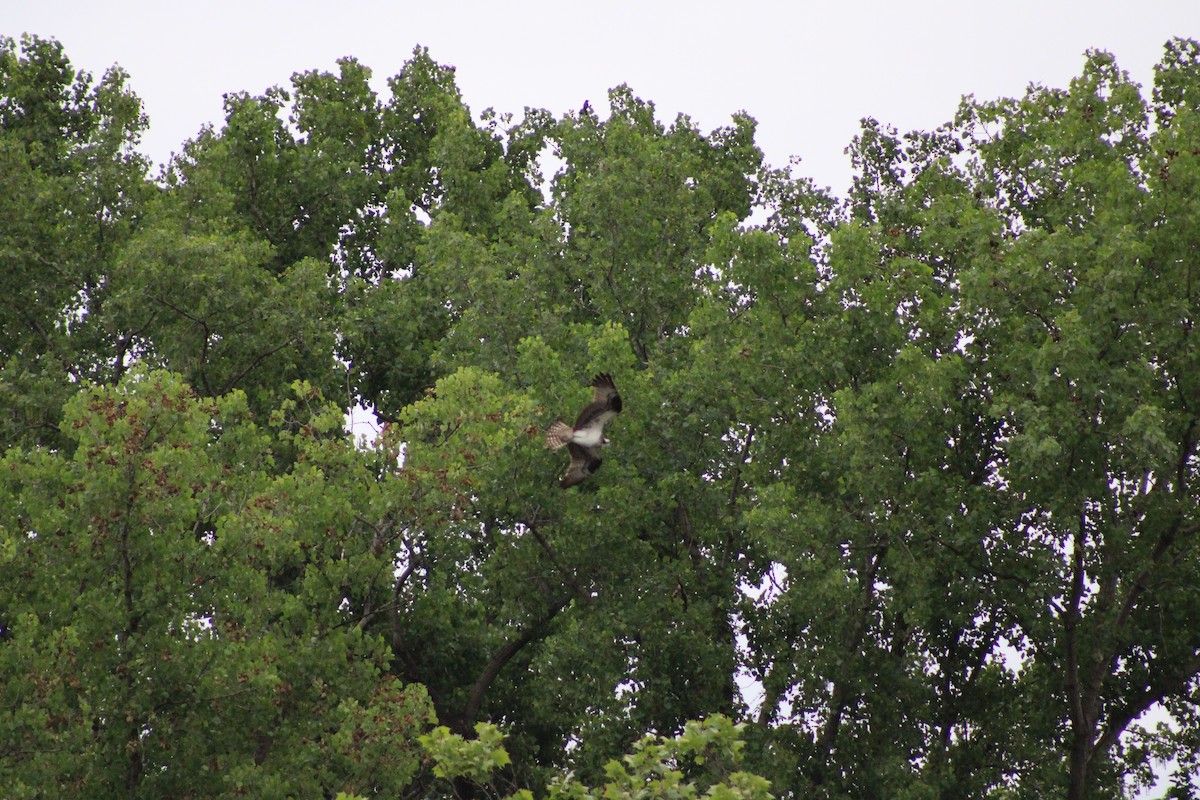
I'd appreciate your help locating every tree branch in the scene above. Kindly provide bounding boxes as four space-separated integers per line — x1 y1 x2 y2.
458 592 573 734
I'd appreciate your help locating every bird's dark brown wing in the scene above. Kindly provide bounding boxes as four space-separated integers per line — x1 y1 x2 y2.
572 401 616 432
573 374 622 429
590 373 622 413
560 442 602 488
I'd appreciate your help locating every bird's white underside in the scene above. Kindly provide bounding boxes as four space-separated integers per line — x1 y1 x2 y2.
571 426 608 447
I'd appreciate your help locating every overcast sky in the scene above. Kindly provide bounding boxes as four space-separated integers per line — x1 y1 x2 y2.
7 1 1199 195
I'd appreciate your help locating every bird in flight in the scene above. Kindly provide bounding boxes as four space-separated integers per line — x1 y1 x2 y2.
546 373 622 488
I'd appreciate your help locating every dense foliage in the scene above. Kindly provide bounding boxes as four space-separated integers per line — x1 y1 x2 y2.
3 32 1200 799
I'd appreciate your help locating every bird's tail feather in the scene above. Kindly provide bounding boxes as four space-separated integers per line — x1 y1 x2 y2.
545 421 573 450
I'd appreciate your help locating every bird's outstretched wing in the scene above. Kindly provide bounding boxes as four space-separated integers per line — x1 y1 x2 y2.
590 373 622 411
560 443 602 488
573 373 622 431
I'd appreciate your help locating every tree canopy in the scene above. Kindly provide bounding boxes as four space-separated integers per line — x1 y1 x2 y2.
3 31 1200 799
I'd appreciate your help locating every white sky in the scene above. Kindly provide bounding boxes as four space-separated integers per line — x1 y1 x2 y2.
7 1 1199 195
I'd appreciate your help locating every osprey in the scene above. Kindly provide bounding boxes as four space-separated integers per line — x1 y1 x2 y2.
546 373 622 488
